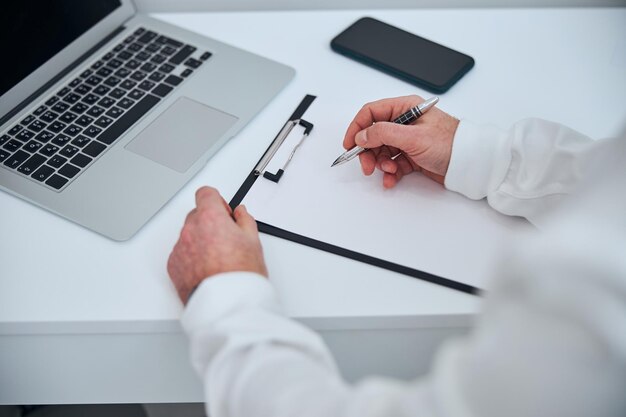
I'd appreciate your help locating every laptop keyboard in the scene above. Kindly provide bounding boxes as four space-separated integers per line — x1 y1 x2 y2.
0 27 212 191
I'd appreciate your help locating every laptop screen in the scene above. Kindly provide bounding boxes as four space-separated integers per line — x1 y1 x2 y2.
0 0 122 97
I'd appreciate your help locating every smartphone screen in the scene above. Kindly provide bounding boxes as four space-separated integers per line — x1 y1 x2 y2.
331 17 474 93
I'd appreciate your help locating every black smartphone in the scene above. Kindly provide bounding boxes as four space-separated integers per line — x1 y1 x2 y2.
331 17 474 93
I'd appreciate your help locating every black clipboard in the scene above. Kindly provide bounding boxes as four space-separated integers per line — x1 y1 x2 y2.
230 95 480 296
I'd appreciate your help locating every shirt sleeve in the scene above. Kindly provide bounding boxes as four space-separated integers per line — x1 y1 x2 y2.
444 118 619 226
182 237 626 417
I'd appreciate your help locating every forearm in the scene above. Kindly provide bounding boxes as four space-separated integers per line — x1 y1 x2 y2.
445 118 618 226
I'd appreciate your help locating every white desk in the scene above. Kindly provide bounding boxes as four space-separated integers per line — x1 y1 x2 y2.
1 8 624 404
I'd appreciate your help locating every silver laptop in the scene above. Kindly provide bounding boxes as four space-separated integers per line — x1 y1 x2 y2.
0 1 294 240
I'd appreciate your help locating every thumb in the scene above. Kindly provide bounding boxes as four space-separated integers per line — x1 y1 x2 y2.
234 205 259 235
355 122 420 153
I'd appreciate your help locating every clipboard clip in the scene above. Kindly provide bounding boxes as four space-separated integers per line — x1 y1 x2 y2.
254 119 314 183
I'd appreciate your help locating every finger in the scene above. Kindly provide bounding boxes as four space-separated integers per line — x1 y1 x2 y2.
383 171 400 189
343 95 423 149
233 205 259 235
375 145 393 172
358 150 377 176
355 122 420 152
195 186 232 216
184 208 197 225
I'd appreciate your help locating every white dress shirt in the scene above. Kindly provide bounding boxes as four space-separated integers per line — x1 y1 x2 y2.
181 118 626 417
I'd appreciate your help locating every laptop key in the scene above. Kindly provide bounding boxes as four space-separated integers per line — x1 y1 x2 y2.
63 124 82 137
117 50 133 61
0 149 9 163
200 52 212 61
160 46 176 56
104 76 122 87
130 71 147 82
31 165 55 182
96 67 113 78
106 107 124 118
4 150 29 169
71 135 91 148
107 58 123 69
93 85 111 96
125 59 140 70
35 131 55 143
82 141 106 158
57 87 71 97
137 30 157 44
22 140 43 153
18 153 46 175
140 62 157 73
15 130 35 142
128 89 145 100
20 115 36 125
138 80 155 91
45 96 59 106
3 139 22 152
51 134 71 147
109 88 126 99
8 125 23 135
83 126 103 138
40 111 58 123
0 134 10 146
45 174 69 190
86 106 105 118
39 144 59 157
95 116 114 129
47 155 67 168
169 45 196 65
63 93 81 104
96 94 160 145
164 75 183 86
70 102 89 114
33 105 47 116
29 119 47 132
127 42 143 52
82 94 100 105
76 115 94 127
70 153 93 168
59 112 77 124
48 121 67 133
184 58 202 69
74 84 91 96
85 75 103 86
157 35 182 48
150 54 166 64
115 67 132 78
60 145 79 158
135 51 151 62
51 102 70 113
148 71 165 82
120 79 137 90
117 98 135 109
151 84 173 98
159 63 175 74
69 78 81 88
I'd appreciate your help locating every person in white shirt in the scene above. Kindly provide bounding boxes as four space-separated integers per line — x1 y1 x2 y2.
167 95 626 417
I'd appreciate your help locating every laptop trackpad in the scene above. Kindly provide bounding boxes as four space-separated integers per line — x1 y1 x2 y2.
125 97 238 173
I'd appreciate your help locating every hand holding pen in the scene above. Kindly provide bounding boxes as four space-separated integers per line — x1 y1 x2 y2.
337 95 459 188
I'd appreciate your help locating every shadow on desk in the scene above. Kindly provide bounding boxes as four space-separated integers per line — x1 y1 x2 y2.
0 403 206 417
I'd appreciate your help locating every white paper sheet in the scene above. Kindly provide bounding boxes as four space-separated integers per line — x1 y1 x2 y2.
241 97 528 290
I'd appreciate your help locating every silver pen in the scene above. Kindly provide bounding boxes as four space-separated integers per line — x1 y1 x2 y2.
331 96 439 167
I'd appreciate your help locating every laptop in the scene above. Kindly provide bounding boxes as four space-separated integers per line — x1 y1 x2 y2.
0 1 294 240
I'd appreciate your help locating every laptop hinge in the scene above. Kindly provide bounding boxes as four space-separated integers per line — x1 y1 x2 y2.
0 25 126 127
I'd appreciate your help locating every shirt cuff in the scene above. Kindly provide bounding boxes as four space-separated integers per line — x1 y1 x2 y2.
445 119 509 200
181 272 281 335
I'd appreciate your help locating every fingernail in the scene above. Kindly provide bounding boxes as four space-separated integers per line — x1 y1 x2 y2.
355 130 367 146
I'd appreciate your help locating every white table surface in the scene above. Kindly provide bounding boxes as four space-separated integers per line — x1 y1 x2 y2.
1 7 624 404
